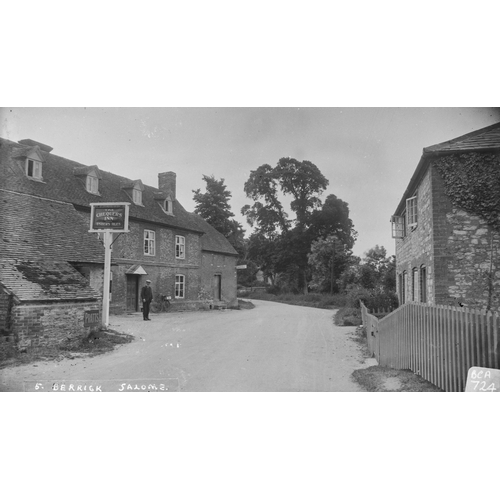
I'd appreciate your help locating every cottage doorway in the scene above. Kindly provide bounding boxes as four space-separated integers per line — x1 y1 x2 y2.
213 274 222 301
126 275 139 312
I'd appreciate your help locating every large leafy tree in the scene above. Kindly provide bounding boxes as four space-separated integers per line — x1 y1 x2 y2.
242 158 356 293
193 175 245 256
307 235 351 293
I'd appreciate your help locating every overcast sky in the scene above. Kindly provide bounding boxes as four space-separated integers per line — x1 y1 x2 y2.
2 107 499 256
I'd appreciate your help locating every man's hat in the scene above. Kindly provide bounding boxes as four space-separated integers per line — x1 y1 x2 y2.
146 279 151 283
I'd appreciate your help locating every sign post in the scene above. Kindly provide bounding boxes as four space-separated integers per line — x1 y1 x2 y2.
89 203 130 330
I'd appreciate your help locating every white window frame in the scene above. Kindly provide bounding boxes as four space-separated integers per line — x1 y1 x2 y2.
144 230 156 256
391 215 405 238
133 188 143 205
406 195 418 230
175 235 185 259
86 174 99 194
26 158 42 179
175 274 185 299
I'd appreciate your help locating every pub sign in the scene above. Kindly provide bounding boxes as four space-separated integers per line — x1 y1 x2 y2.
89 202 130 232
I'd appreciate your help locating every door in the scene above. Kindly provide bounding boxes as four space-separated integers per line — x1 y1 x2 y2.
213 274 222 301
127 275 139 311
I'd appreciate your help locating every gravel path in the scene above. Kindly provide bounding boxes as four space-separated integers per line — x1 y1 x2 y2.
0 300 373 392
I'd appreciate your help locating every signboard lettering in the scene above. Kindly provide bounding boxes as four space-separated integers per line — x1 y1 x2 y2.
93 206 126 229
465 366 500 392
84 310 100 327
89 202 130 233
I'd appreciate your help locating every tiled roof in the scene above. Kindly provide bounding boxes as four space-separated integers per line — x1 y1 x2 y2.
0 189 105 263
394 122 500 215
424 122 500 153
0 259 100 302
0 137 203 234
190 213 239 256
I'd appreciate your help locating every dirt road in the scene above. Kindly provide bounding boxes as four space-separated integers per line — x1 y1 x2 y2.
0 300 374 391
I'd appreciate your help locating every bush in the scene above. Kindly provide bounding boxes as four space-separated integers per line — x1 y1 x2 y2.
344 285 398 311
334 307 362 326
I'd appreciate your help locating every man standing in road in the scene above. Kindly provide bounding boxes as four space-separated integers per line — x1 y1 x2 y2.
141 279 153 321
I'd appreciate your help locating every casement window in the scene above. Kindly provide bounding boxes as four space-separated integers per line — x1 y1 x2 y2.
175 274 185 298
144 230 156 256
165 198 173 214
86 174 99 194
133 188 143 205
420 266 427 303
412 267 419 301
391 215 405 238
406 195 418 229
26 159 42 179
175 235 185 259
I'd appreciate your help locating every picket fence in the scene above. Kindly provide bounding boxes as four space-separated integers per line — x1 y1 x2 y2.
360 301 500 392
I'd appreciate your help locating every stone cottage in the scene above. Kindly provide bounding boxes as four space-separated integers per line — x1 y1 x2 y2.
0 137 238 352
0 189 105 354
391 122 500 310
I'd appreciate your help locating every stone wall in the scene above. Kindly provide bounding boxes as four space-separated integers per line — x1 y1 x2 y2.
445 209 500 310
395 167 434 304
0 288 16 358
200 252 238 308
5 299 101 352
396 163 500 311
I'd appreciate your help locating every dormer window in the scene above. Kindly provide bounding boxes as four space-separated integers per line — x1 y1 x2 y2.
153 191 173 215
74 165 101 195
133 188 142 205
26 158 43 179
86 174 99 194
165 197 173 214
122 179 144 206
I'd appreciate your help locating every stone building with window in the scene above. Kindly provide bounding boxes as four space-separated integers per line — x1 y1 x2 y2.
0 189 105 355
391 122 500 310
0 137 239 351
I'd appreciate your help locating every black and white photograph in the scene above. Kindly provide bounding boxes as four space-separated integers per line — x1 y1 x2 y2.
1 2 498 499
1 107 499 393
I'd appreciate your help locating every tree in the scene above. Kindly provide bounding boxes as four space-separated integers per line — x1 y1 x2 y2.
193 175 236 235
336 245 396 294
193 175 245 255
242 158 355 293
307 235 351 293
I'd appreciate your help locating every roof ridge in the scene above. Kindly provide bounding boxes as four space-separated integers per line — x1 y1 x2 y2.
424 121 500 153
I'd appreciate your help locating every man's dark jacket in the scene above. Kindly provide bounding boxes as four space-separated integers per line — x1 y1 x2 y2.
141 285 153 302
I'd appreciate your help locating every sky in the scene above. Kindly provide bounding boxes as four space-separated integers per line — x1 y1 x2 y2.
1 107 499 257
3 3 499 490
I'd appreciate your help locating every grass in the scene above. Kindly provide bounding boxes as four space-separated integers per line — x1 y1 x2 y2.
352 366 443 392
348 326 443 392
237 299 255 310
0 330 134 369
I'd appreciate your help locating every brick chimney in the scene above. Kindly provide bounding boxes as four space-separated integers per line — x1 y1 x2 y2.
158 172 176 200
